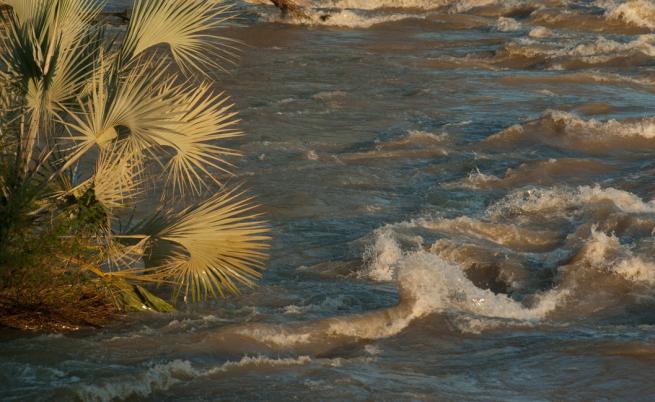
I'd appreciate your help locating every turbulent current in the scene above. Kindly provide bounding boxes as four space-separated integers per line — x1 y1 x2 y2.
3 0 655 400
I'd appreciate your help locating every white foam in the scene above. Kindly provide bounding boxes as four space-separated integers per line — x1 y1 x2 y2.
247 0 519 12
395 251 567 321
75 360 197 402
329 238 571 338
614 257 655 285
206 355 312 374
580 229 655 285
562 34 655 59
75 356 312 401
529 26 554 38
259 7 427 28
496 17 522 32
450 0 523 13
237 327 313 346
327 0 449 10
404 130 450 144
487 110 655 150
500 35 655 66
444 168 500 189
166 315 228 330
317 11 425 28
603 0 655 30
251 0 536 27
305 150 319 160
488 185 655 218
283 305 304 314
362 227 404 281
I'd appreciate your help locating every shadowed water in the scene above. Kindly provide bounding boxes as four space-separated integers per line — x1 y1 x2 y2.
2 0 655 400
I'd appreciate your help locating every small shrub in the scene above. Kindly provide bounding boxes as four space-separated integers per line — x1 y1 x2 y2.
0 0 270 321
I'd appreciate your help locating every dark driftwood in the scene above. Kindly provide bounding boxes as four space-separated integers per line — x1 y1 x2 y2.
269 0 309 19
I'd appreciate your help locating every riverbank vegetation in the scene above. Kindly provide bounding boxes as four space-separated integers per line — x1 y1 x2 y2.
0 0 269 331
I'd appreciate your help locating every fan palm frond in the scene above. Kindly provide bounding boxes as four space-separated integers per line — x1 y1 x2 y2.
130 186 270 301
102 235 149 274
50 0 104 49
1 0 103 168
118 0 240 75
92 143 144 210
61 57 179 169
1 0 45 24
2 0 103 107
161 82 242 195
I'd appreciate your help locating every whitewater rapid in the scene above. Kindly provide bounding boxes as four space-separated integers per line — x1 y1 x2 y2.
2 0 655 400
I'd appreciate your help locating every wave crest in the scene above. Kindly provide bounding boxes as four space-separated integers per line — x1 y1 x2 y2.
484 110 655 153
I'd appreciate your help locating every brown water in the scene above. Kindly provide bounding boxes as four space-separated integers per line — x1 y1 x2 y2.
2 0 655 400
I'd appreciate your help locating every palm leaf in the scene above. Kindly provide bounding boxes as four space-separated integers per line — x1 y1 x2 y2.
2 0 103 109
92 143 144 211
64 60 243 194
1 0 45 24
130 186 270 302
160 82 242 195
118 0 240 75
1 0 103 166
61 56 180 169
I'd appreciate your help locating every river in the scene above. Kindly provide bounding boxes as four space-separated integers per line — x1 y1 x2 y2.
2 0 655 400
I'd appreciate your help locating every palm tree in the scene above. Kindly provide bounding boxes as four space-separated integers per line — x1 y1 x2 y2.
0 0 269 311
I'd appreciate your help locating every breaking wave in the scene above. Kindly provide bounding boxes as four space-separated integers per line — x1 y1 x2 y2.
243 0 655 34
529 0 655 34
74 356 312 401
487 34 655 69
246 0 540 28
603 0 655 30
483 110 655 154
207 181 655 348
445 159 612 190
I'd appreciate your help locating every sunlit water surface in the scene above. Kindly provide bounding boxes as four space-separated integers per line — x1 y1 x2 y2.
3 0 655 400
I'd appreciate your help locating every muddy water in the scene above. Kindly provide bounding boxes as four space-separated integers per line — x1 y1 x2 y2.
2 0 655 401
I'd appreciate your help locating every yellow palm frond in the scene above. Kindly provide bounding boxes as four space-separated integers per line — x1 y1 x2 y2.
62 57 179 168
118 0 240 74
93 143 144 210
1 0 45 24
2 0 103 103
103 236 149 274
50 0 104 49
161 82 243 195
1 0 102 163
131 186 270 302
